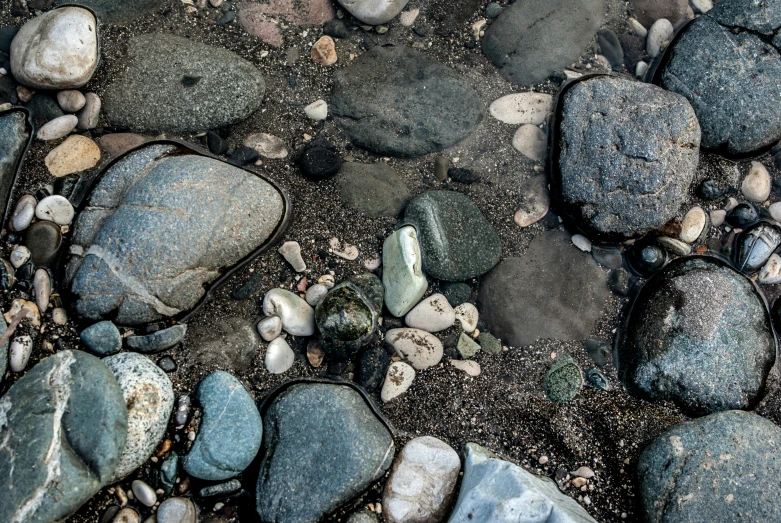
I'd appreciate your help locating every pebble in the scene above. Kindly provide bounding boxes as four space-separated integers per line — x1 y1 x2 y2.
312 35 337 65
278 241 306 272
735 221 781 273
35 194 74 225
571 234 592 252
489 92 553 125
386 328 444 369
244 133 288 159
305 283 329 307
450 359 481 376
585 367 611 390
57 90 86 112
656 236 691 256
99 133 146 158
9 335 32 372
457 333 481 358
454 303 478 333
156 497 197 523
77 92 101 130
113 508 140 523
571 466 595 479
304 99 328 120
262 288 316 336
36 114 77 140
126 325 187 353
635 61 649 78
33 268 51 312
131 480 157 507
52 307 68 325
80 321 123 356
679 206 706 243
44 134 100 176
628 17 648 38
9 245 30 268
770 202 781 222
544 354 582 403
265 337 295 374
514 175 550 227
710 209 726 227
257 315 282 341
199 479 241 498
299 144 342 179
381 361 416 402
307 340 325 367
646 18 673 58
328 237 359 260
10 194 36 232
512 124 547 161
399 8 419 26
691 0 712 13
742 161 771 202
404 293 456 332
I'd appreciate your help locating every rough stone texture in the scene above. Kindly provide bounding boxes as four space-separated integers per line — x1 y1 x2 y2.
638 411 781 523
337 163 411 218
256 383 395 523
56 0 165 24
104 34 266 132
557 76 700 241
0 350 128 522
0 316 7 379
331 46 483 158
65 144 285 325
448 443 598 522
629 0 688 27
479 231 608 347
0 110 29 222
482 0 605 86
617 256 775 415
80 320 122 356
661 0 781 154
238 0 335 47
186 317 260 372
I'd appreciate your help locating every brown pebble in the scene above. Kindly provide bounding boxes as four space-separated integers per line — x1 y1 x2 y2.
657 219 682 237
311 36 337 65
307 340 325 368
156 438 172 457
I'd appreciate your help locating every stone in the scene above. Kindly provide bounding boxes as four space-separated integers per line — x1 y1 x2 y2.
57 90 86 112
238 0 335 47
305 284 328 307
544 354 583 403
646 18 673 57
477 332 501 355
710 209 726 227
386 328 444 369
187 317 260 372
733 221 781 274
182 371 262 480
33 268 51 312
298 144 341 179
403 191 501 281
156 497 197 523
742 161 772 203
10 245 30 268
454 302 478 333
9 335 32 372
337 162 411 218
126 325 187 353
337 0 408 25
629 0 687 27
10 7 98 89
400 8 419 26
727 203 759 228
44 134 100 177
456 333 480 359
383 436 461 523
591 245 623 269
348 510 379 523
382 361 416 402
278 241 306 272
99 133 146 158
265 337 295 374
256 383 395 522
759 253 781 284
638 411 781 522
514 175 550 227
556 76 700 240
512 124 547 162
0 350 127 522
489 92 553 125
10 194 36 232
617 256 775 415
56 0 165 24
35 194 74 225
479 231 608 347
304 99 328 120
104 34 265 132
332 46 482 157
311 35 337 65
482 0 604 86
66 144 285 325
263 288 316 336
448 443 598 522
228 146 259 166
585 367 611 390
450 359 481 376
78 92 101 129
131 480 156 507
356 346 390 392
81 321 122 356
244 133 288 159
680 206 707 243
597 29 623 69
113 508 140 523
37 114 77 140
440 282 471 307
404 293 455 332
383 226 428 317
25 220 62 267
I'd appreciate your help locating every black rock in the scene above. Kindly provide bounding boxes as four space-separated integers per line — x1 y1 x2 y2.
0 258 14 290
206 130 229 155
597 29 624 70
227 146 259 166
15 261 33 282
300 145 341 179
355 346 390 393
323 19 349 39
626 241 669 278
157 356 177 373
440 282 472 306
0 110 29 221
726 203 759 228
232 272 263 300
585 367 610 390
697 178 728 200
159 451 179 496
448 167 480 184
584 338 611 367
25 220 62 267
617 33 645 73
733 221 781 274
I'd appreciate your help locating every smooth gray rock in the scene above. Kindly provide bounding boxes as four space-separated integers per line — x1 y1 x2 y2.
0 350 128 522
65 144 285 325
0 111 29 222
332 46 483 157
104 34 265 132
126 325 187 353
638 411 781 522
337 163 411 218
256 383 395 523
80 320 122 356
156 497 197 523
557 76 701 241
56 0 165 24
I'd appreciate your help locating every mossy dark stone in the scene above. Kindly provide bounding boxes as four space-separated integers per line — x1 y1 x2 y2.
544 354 583 403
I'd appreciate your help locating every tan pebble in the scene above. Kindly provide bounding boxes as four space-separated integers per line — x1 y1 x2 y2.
312 36 337 65
572 477 588 488
538 455 549 465
45 135 100 177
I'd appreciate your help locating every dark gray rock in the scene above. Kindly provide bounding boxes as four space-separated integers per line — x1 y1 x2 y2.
638 411 781 522
0 316 7 379
0 110 29 221
186 317 260 372
557 76 700 240
479 231 608 347
597 29 623 70
331 46 483 158
617 256 775 415
126 325 187 353
629 0 688 27
0 350 128 522
22 93 64 127
104 34 265 132
56 0 164 23
440 282 471 306
482 0 605 86
65 144 285 325
256 383 395 523
25 220 62 267
544 354 583 403
80 320 122 356
337 163 411 218
356 346 390 393
428 0 480 35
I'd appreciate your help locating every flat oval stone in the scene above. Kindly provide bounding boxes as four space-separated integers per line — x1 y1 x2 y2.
156 497 197 523
9 335 32 372
37 114 78 141
131 480 157 507
35 194 75 225
262 288 316 336
44 134 101 177
404 293 455 333
512 124 547 162
489 92 553 125
126 325 187 353
10 194 37 232
336 0 409 24
25 219 62 267
386 328 443 370
80 320 122 356
382 226 428 317
57 90 86 112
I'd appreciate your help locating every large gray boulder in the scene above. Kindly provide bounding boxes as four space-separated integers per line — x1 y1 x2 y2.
556 76 700 241
66 144 285 325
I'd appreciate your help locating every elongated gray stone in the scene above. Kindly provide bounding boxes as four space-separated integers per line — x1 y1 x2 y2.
383 226 427 317
126 325 187 353
0 111 29 222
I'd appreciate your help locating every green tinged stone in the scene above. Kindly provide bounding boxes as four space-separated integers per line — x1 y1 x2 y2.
544 354 583 403
457 332 481 358
382 226 428 317
478 332 502 355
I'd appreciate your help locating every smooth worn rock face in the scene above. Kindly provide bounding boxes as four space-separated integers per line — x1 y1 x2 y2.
10 7 98 89
337 0 409 25
386 328 444 369
638 411 781 523
482 0 605 86
617 256 775 415
256 383 395 523
557 76 701 241
383 226 428 317
0 350 128 523
404 293 456 333
263 288 316 336
104 34 265 132
56 0 165 24
65 144 285 325
0 111 30 221
479 231 608 347
332 46 483 158
403 191 501 281
662 1 781 154
448 443 598 523
337 163 411 218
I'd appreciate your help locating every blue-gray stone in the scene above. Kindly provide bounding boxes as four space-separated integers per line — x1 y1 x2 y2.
126 324 187 353
0 110 29 221
256 383 395 523
0 350 128 522
440 282 471 307
638 411 781 522
80 320 122 356
56 0 165 24
159 451 179 496
65 144 285 325
182 371 262 481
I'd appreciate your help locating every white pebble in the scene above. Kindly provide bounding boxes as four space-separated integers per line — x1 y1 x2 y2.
131 480 157 507
56 90 86 112
381 361 415 402
386 328 444 370
691 0 712 13
710 209 726 227
635 61 648 79
265 337 295 374
33 268 51 313
262 288 315 336
399 8 419 26
329 237 359 260
628 17 648 37
759 254 781 284
244 133 288 159
278 241 306 272
257 315 282 341
489 92 553 126
10 195 36 232
10 246 31 268
512 124 547 161
724 197 739 211
679 206 706 243
76 92 101 130
35 194 75 225
52 307 68 325
304 99 328 121
450 359 481 376
454 303 479 333
9 335 33 372
571 234 592 252
742 161 771 203
404 294 456 333
37 114 78 141
647 18 673 58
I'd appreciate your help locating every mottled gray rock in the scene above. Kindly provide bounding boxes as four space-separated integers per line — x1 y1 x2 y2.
126 325 187 353
80 320 122 356
337 163 411 218
156 497 197 523
638 411 781 522
187 317 260 372
557 76 700 240
0 111 29 222
482 0 605 86
104 34 265 132
65 144 285 325
617 256 775 415
0 350 127 522
56 0 165 24
332 46 483 157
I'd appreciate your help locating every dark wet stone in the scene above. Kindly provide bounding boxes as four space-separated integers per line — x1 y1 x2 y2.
159 451 179 496
228 146 259 166
591 245 623 269
597 29 623 70
485 2 502 18
726 203 759 228
617 256 775 415
0 258 13 290
80 321 123 356
157 356 177 373
0 27 18 55
733 221 781 274
337 162 411 218
187 317 260 373
448 167 480 184
356 346 390 393
697 178 728 200
127 325 187 353
629 0 688 27
440 282 471 306
25 219 62 267
324 19 349 38
626 241 669 278
585 368 610 390
544 354 582 403
0 110 29 221
56 0 164 23
300 145 342 179
22 93 64 126
585 338 611 367
206 130 229 155
15 261 33 282
232 271 263 300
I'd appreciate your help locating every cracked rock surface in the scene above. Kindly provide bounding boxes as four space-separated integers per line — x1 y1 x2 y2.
556 76 700 241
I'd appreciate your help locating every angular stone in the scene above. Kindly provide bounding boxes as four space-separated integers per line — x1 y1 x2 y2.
44 134 100 177
0 110 29 221
337 163 411 218
386 328 444 370
383 226 428 317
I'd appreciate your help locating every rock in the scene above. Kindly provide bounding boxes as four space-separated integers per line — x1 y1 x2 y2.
66 144 285 325
617 256 775 415
454 303 478 333
450 359 481 376
726 202 759 228
383 436 461 523
489 92 553 125
304 99 328 120
629 0 687 27
544 354 583 403
440 282 471 307
256 383 395 522
126 325 187 353
399 8 419 26
571 234 592 252
477 332 501 355
76 92 100 129
25 220 62 267
386 328 444 369
182 371 262 480
512 124 547 161
585 367 611 390
646 18 673 57
10 245 30 268
238 0 335 47
591 245 623 269
0 350 127 522
448 443 598 522
99 133 146 158
403 191 501 281
10 194 36 232
759 253 781 284
299 144 342 179
479 231 608 346
514 175 550 227
382 361 416 402
228 146 259 166
278 241 306 272
56 0 165 24
37 114 77 140
130 480 156 507
680 206 706 243
332 46 482 157
311 35 337 65
187 317 260 372
156 497 197 523
9 335 32 372
244 133 288 159
81 321 122 356
734 221 781 274
638 411 781 522
348 510 379 523
710 209 726 227
263 288 316 336
33 267 51 312
742 161 772 202
35 194 74 225
258 315 282 342
383 226 428 317
556 76 700 240
336 0 408 25
597 29 623 69
305 284 328 307
337 163 411 218
113 508 140 523
10 7 98 89
482 0 604 86
44 134 100 177
265 337 295 374
404 293 455 332
104 34 265 132
456 332 480 358
57 90 86 112
356 346 390 392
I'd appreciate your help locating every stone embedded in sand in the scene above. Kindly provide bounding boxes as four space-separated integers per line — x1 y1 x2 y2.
44 135 101 177
238 0 335 47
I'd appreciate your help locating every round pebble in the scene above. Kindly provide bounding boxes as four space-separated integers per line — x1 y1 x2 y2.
311 35 337 65
571 234 592 252
9 335 32 372
710 209 726 227
156 497 197 523
305 283 329 307
131 480 157 507
646 18 673 58
381 361 416 402
10 194 37 232
450 359 481 376
36 114 77 140
112 508 140 523
35 194 75 225
57 90 86 112
304 99 328 120
679 206 706 243
454 303 479 333
386 328 444 370
52 307 68 325
489 92 553 125
265 337 295 374
742 161 771 203
257 315 282 342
